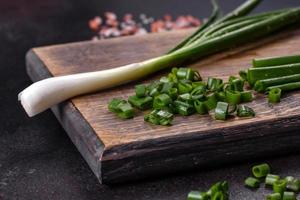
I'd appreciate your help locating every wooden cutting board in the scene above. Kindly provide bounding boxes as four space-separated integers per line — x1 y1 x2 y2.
26 28 300 184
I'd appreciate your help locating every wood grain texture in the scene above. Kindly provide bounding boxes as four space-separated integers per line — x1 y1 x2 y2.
26 28 300 183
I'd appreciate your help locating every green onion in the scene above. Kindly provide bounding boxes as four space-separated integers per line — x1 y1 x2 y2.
194 100 208 115
267 82 300 92
239 70 248 81
108 98 134 119
144 109 174 126
187 191 209 200
215 102 229 120
252 163 270 178
229 78 244 92
153 94 172 109
253 55 300 68
135 84 147 97
240 91 253 102
217 92 226 102
178 81 193 94
207 182 222 197
265 174 280 186
247 63 300 85
161 82 175 94
282 191 296 200
254 74 300 92
266 193 281 200
174 100 195 116
226 90 241 105
245 177 260 188
237 105 255 118
128 95 153 110
108 98 125 113
285 177 300 192
168 88 178 100
268 88 281 104
204 93 218 110
211 191 225 200
273 179 287 195
207 77 223 92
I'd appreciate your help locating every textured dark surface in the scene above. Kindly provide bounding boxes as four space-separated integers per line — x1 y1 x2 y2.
1 0 300 199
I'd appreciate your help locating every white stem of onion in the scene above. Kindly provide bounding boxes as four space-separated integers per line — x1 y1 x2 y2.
19 55 173 117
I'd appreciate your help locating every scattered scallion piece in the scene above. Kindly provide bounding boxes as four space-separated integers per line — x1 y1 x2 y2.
282 191 296 200
268 88 281 104
266 193 281 200
208 77 223 92
194 100 208 115
245 177 260 188
285 177 300 192
237 105 255 118
215 102 229 120
187 191 209 200
204 93 218 110
144 109 174 126
153 94 172 109
252 163 270 178
135 84 147 97
265 174 280 186
108 98 134 119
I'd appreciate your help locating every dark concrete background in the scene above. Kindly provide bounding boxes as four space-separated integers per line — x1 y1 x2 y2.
1 0 300 199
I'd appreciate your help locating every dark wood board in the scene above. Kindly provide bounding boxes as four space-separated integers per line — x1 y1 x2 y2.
26 28 300 184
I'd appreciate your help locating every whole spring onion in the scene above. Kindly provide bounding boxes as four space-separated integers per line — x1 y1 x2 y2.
19 2 300 117
267 82 300 93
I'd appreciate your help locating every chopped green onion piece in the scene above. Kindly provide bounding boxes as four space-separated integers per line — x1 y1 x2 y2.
239 70 248 81
153 94 172 109
207 182 222 197
161 82 175 94
286 177 300 192
252 55 300 68
226 90 241 105
128 95 153 110
268 88 281 103
237 105 255 118
245 177 260 188
160 76 170 83
179 93 193 102
194 100 208 115
266 193 281 200
204 93 218 110
192 81 206 89
252 163 270 178
207 77 223 92
215 102 229 121
144 109 174 126
177 68 194 81
135 84 147 97
230 78 244 92
168 88 178 100
108 98 126 113
116 102 134 119
217 91 226 102
211 191 225 200
174 100 195 116
187 191 209 200
192 85 206 95
265 174 280 186
178 81 193 94
282 191 296 200
240 91 253 102
273 179 287 195
221 181 229 192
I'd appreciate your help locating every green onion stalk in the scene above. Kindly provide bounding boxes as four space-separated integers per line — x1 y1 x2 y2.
19 0 300 116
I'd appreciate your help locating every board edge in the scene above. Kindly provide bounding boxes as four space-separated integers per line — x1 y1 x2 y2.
25 49 106 183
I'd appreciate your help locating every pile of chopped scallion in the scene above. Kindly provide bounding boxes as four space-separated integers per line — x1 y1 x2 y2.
108 54 300 126
187 163 300 200
108 67 255 126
